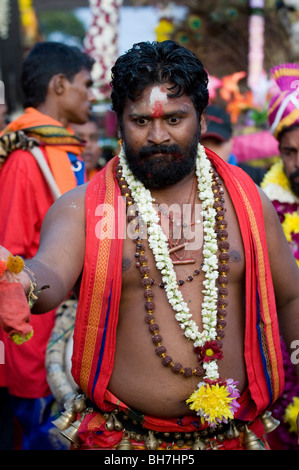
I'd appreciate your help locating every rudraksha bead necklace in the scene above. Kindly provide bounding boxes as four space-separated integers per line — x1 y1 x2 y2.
115 161 230 378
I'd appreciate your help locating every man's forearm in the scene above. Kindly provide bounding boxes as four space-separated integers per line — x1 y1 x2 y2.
23 258 68 313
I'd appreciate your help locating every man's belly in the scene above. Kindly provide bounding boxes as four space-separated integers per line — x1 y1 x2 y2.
108 287 247 418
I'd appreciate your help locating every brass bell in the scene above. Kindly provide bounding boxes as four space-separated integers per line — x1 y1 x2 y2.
225 421 240 439
105 414 115 431
145 430 159 450
192 437 206 450
60 417 82 447
232 423 240 439
52 409 77 431
72 394 87 414
176 439 185 448
105 410 124 431
112 411 124 431
225 423 235 440
243 424 266 450
117 430 134 450
210 438 219 450
260 411 280 434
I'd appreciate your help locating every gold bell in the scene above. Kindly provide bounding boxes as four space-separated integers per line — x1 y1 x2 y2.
52 409 77 431
144 430 159 450
72 394 87 414
192 437 206 450
105 410 124 431
225 423 234 440
117 430 134 450
225 421 240 440
260 411 280 434
243 424 266 450
111 410 124 431
60 417 83 448
105 414 115 431
210 438 219 450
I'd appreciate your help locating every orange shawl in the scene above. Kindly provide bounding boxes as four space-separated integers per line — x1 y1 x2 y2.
2 107 83 194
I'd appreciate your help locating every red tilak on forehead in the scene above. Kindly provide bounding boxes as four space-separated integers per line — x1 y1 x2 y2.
149 86 168 118
152 101 164 118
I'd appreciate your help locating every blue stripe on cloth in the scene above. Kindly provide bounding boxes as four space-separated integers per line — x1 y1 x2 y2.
256 290 273 405
68 152 85 186
91 284 113 400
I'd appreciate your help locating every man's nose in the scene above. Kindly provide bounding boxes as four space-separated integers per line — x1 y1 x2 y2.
147 121 170 145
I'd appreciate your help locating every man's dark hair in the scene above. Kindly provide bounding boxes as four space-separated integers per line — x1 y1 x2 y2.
278 122 299 142
110 40 209 126
22 41 95 108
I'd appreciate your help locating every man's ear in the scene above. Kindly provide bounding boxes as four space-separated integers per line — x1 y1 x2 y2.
49 73 67 96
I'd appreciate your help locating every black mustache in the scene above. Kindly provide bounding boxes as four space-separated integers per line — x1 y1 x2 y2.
139 144 182 159
290 169 299 180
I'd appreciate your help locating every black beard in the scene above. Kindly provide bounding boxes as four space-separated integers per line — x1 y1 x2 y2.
123 140 199 189
289 169 299 197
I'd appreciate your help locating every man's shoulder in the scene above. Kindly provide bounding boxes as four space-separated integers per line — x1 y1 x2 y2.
56 182 88 205
0 146 40 173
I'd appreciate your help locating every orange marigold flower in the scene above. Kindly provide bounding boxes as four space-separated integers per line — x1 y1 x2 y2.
0 260 7 277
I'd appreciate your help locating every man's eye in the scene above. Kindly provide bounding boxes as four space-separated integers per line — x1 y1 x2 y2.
168 116 180 124
136 118 148 125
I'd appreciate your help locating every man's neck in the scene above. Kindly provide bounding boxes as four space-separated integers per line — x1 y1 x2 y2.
35 103 67 128
149 171 196 206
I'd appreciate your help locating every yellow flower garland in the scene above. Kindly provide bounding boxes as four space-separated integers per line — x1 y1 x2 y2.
261 159 290 190
261 160 299 267
282 212 299 243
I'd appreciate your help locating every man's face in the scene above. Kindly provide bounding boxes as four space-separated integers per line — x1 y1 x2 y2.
71 120 102 171
120 83 201 188
62 69 95 125
279 126 299 197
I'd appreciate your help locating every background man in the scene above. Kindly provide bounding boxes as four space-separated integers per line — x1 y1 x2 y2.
71 116 107 180
261 62 299 450
0 41 95 450
201 104 266 185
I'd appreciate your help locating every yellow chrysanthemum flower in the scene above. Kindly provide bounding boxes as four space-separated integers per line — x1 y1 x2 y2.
6 254 24 274
281 211 299 242
186 383 234 424
284 397 299 433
